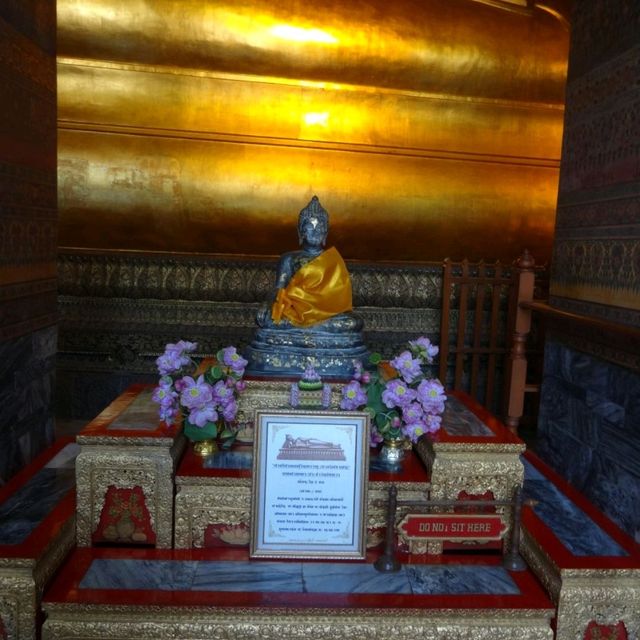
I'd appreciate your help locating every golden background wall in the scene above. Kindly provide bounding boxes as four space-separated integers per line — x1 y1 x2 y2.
57 0 569 262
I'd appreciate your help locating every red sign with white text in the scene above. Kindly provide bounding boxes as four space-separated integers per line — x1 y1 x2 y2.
399 514 506 541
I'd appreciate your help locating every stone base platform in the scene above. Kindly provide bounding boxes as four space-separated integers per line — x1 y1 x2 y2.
42 547 555 640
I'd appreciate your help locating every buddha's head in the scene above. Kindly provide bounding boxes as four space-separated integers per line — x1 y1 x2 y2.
298 196 329 249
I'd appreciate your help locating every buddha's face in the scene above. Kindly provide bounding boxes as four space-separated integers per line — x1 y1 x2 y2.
299 216 327 249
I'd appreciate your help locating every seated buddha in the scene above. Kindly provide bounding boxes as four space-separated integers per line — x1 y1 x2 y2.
245 196 368 378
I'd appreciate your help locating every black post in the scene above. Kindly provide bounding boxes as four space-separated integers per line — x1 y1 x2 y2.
503 486 526 571
374 485 401 572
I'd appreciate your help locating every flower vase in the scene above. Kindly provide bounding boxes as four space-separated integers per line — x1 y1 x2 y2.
183 418 220 457
192 438 218 457
379 436 409 465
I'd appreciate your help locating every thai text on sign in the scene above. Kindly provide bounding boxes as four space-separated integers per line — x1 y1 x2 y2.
399 514 506 542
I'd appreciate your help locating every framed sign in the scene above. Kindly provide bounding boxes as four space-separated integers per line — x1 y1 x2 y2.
250 409 370 559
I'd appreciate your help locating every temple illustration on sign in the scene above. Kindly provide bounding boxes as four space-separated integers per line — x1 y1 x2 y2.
277 434 346 461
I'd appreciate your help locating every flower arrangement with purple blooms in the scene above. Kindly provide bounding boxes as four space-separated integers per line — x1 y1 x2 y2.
152 341 248 443
340 336 446 446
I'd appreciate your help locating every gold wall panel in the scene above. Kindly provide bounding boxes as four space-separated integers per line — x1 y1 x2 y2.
57 0 568 102
58 128 558 261
58 63 563 162
57 0 568 263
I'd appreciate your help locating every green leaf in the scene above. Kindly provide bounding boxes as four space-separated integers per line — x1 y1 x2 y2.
221 434 237 449
366 381 386 414
208 365 223 381
183 419 218 442
375 412 389 429
219 427 235 439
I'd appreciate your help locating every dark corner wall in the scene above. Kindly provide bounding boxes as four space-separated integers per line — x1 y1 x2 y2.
536 1 640 541
0 1 58 483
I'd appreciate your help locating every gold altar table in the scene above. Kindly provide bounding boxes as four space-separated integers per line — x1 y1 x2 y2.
174 383 525 551
71 381 525 552
36 382 640 640
173 441 430 550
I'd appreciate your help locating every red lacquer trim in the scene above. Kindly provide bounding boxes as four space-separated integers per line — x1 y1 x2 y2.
77 384 180 439
522 451 640 566
93 486 156 546
583 620 628 640
44 547 553 611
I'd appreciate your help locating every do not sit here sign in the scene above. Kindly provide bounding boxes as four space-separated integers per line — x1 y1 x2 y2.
399 513 507 543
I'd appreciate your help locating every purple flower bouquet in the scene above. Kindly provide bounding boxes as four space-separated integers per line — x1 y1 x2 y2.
152 341 247 443
339 336 446 446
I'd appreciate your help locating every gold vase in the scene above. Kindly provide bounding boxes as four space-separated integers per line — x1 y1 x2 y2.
192 438 218 457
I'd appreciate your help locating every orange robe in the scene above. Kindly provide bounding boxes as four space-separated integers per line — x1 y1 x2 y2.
271 246 353 327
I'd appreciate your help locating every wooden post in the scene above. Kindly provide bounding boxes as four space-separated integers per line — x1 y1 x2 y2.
505 250 535 435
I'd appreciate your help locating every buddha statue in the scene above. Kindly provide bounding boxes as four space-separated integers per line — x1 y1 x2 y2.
245 196 368 378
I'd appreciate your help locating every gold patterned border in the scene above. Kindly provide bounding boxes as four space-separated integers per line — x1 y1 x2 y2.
42 602 555 640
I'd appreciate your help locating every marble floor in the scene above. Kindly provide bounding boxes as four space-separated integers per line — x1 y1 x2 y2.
522 458 628 557
0 443 78 545
78 557 520 596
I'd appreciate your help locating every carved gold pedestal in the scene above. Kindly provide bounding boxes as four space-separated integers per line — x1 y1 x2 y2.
521 529 640 640
240 378 340 413
412 394 526 555
75 385 185 548
0 515 75 640
425 446 525 554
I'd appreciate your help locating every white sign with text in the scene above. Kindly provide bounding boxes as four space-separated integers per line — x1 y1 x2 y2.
251 410 369 559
